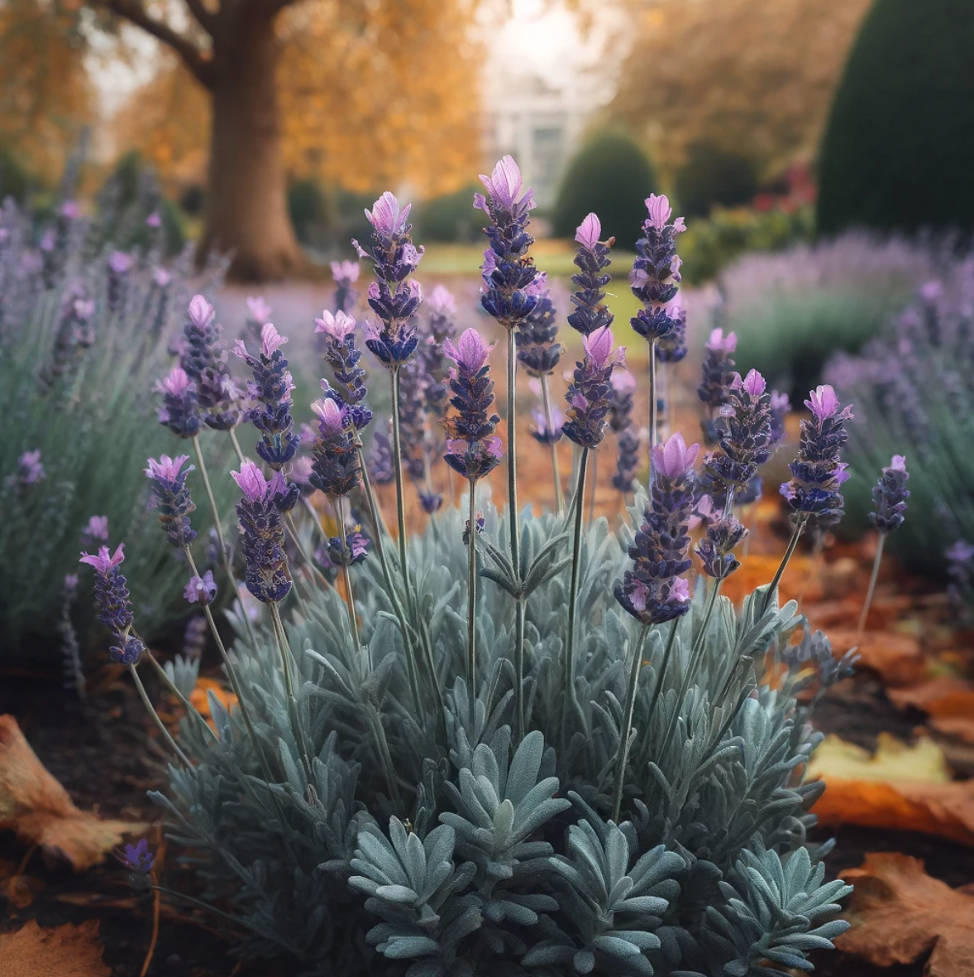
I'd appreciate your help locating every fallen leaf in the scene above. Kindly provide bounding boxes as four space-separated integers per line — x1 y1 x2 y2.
826 628 927 686
2 873 45 909
722 552 818 605
189 676 237 729
932 716 974 746
0 714 148 870
889 677 974 719
0 919 110 977
837 853 974 977
808 733 974 846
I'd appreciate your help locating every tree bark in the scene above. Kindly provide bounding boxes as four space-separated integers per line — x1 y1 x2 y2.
198 5 304 282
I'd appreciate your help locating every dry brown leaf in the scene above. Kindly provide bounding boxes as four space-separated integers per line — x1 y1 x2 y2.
721 552 817 606
0 919 110 977
0 714 148 870
826 628 926 686
808 733 974 846
889 677 974 718
932 716 974 746
2 873 45 909
837 853 974 976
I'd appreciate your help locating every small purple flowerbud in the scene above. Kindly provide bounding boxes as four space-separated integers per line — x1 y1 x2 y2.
331 260 360 283
188 293 215 330
869 454 910 534
118 838 155 874
145 455 197 547
444 328 491 374
79 543 144 663
652 432 699 480
146 212 162 229
364 191 411 239
184 570 217 605
246 296 273 323
479 155 532 212
575 213 602 249
315 309 357 341
16 449 45 485
644 194 686 234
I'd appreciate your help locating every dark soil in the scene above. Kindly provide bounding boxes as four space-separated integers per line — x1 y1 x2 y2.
2 660 973 976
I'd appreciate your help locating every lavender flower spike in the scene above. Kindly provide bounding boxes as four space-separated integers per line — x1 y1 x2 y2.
157 365 200 439
309 396 362 497
870 455 910 534
79 543 144 664
144 454 197 548
568 212 614 337
629 194 686 345
315 310 372 430
563 326 624 450
180 294 239 432
232 461 292 604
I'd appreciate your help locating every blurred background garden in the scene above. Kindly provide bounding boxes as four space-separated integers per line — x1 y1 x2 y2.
4 0 974 974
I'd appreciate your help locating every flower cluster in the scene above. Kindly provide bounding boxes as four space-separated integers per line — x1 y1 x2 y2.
78 544 144 664
234 323 300 474
608 370 639 492
309 397 362 498
180 295 239 431
184 570 217 606
157 366 200 439
331 259 360 316
783 629 860 691
781 385 854 528
106 251 133 312
321 526 370 569
356 193 424 367
705 370 776 493
144 454 197 548
616 433 697 624
698 328 737 444
232 462 292 604
562 326 624 449
531 403 564 446
629 194 686 345
516 272 562 376
15 449 45 486
658 299 687 365
315 310 372 430
476 156 539 329
869 454 910 534
442 329 503 481
567 213 614 336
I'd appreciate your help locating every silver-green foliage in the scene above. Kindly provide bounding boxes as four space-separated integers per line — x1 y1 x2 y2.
152 494 850 976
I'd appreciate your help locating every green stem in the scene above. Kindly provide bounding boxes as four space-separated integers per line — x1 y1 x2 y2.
506 326 527 741
612 625 650 823
284 511 331 592
268 599 311 768
857 532 886 638
128 664 192 767
191 434 258 650
334 494 364 657
762 513 808 616
142 649 216 744
467 480 479 692
588 449 599 528
540 373 564 513
564 447 590 717
648 338 659 483
389 367 411 593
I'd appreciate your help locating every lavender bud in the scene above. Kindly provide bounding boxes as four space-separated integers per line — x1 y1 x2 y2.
869 454 910 534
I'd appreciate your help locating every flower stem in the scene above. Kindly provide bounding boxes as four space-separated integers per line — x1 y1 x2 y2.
142 649 215 744
648 338 659 482
540 373 564 513
506 325 527 741
268 599 311 767
857 532 886 639
564 447 590 717
334 494 364 657
389 367 410 590
588 449 599 527
466 480 479 692
128 664 192 767
190 434 257 650
762 513 808 615
612 624 650 823
284 511 331 593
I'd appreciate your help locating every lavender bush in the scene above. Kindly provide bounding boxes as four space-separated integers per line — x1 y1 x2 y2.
0 195 231 657
86 160 859 976
713 232 945 400
827 273 974 589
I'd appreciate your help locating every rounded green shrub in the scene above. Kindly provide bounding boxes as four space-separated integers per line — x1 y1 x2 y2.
817 0 974 237
415 183 481 243
674 141 758 218
552 131 658 249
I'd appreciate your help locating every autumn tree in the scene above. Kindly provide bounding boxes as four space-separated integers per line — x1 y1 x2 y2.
609 0 874 181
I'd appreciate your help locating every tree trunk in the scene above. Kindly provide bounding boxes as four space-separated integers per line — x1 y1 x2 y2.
198 7 304 282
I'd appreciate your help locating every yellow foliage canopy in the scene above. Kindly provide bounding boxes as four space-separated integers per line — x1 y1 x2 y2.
112 0 483 199
609 0 874 178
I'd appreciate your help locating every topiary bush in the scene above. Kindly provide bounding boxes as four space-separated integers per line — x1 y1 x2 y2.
552 132 658 249
415 184 482 243
674 141 759 218
92 159 859 976
715 232 943 402
817 0 974 238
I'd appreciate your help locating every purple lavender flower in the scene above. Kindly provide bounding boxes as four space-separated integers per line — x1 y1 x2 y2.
608 368 636 434
324 525 370 568
106 251 133 312
309 397 361 497
657 299 687 365
234 323 300 477
869 454 910 534
331 259 361 315
562 326 624 449
615 433 697 625
516 272 562 376
355 192 424 368
442 328 503 481
117 838 155 875
183 614 208 659
476 156 540 330
156 365 200 439
232 462 292 604
612 425 641 493
531 406 564 446
462 511 486 545
16 449 45 485
418 284 458 418
568 212 615 336
698 327 738 444
769 389 790 446
180 295 239 431
315 311 372 430
695 514 749 580
79 543 144 664
144 454 197 548
246 296 272 325
704 369 776 493
184 570 217 605
629 194 686 345
80 515 109 548
780 384 854 528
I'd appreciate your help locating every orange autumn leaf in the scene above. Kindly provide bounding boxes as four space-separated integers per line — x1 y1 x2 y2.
189 677 237 728
0 919 110 977
889 677 974 719
837 853 974 977
0 715 148 871
807 733 974 846
826 628 926 687
720 552 815 606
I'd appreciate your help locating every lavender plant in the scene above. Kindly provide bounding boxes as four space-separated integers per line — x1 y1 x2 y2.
91 163 858 977
0 197 231 658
